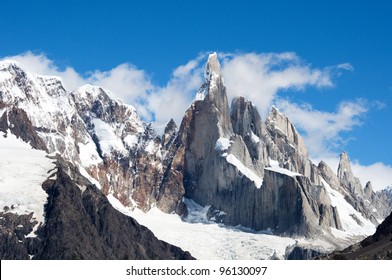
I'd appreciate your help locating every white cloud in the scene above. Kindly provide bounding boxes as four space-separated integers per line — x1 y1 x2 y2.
87 63 155 116
4 51 85 91
277 99 368 157
351 161 392 191
220 52 349 117
4 51 391 191
5 51 351 133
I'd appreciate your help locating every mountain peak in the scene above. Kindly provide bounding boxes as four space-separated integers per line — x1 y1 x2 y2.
337 151 365 197
205 52 221 78
337 151 352 177
195 52 224 101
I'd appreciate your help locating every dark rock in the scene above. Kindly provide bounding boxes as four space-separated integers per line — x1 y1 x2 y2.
286 244 325 260
32 160 193 260
0 211 37 259
0 106 47 151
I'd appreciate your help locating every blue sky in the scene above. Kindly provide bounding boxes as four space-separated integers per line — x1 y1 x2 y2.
1 0 391 189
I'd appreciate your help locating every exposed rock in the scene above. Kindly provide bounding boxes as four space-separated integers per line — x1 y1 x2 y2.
32 158 193 260
159 55 371 237
0 106 47 151
338 152 364 197
265 107 321 185
266 106 308 158
364 181 374 199
0 212 36 260
161 119 177 151
285 243 326 260
231 96 268 167
2 55 390 257
318 160 342 191
0 64 175 214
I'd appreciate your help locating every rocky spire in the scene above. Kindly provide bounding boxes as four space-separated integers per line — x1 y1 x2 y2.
205 52 221 80
337 152 364 197
161 118 177 150
364 181 374 199
337 152 352 179
195 52 223 102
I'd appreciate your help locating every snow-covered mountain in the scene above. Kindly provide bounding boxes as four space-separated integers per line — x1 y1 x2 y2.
0 55 391 259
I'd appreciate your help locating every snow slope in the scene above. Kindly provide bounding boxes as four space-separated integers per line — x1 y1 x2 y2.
321 178 376 238
266 158 302 177
225 154 263 188
0 131 55 234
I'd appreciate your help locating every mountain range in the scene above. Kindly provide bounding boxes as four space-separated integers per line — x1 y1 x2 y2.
0 53 391 259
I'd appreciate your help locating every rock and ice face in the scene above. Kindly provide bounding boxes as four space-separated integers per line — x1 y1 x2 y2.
1 55 391 259
0 62 167 212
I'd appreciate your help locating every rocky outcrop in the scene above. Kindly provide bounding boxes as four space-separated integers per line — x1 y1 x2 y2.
0 156 193 260
285 244 325 260
338 152 364 197
265 107 321 185
319 152 387 225
0 106 47 151
0 211 36 259
231 96 269 168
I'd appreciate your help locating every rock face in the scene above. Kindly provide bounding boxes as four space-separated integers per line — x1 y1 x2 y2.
0 211 36 260
0 156 193 260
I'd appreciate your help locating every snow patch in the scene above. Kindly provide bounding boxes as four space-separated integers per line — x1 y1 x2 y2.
266 158 302 177
78 140 102 166
124 134 139 148
145 140 160 155
92 118 126 156
215 137 231 151
250 131 260 143
225 154 263 188
0 132 55 236
0 107 6 118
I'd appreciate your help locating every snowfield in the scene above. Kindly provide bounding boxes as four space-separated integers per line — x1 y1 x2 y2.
0 131 55 235
108 194 299 259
